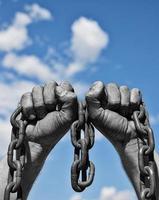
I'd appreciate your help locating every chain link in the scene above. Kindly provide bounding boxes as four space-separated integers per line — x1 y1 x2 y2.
70 101 95 192
133 104 157 200
4 106 28 200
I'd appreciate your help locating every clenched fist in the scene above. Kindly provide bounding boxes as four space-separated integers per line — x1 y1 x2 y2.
85 81 144 199
0 81 78 200
20 80 78 148
85 81 141 143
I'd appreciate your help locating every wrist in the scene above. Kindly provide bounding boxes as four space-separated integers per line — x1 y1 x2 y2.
115 137 141 199
24 140 52 167
19 141 51 199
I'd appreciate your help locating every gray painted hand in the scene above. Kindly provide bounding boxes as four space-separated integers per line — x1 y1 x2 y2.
85 81 143 198
0 81 78 200
20 80 78 148
85 81 141 144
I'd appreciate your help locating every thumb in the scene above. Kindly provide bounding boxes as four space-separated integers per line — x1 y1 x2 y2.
86 81 128 142
56 83 78 122
85 81 105 120
26 82 78 146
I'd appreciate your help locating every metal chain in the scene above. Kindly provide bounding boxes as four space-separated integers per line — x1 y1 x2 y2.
70 101 95 192
133 103 157 200
4 106 28 200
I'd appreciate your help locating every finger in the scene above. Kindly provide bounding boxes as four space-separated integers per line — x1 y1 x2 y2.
28 85 77 143
59 81 74 92
56 85 78 122
32 85 47 119
85 81 105 120
106 83 120 110
130 88 142 110
94 109 128 142
43 81 57 111
21 92 36 120
119 85 130 116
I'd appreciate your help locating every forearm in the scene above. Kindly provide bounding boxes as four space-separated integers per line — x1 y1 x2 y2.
117 138 141 199
118 138 159 200
0 141 51 200
154 151 159 198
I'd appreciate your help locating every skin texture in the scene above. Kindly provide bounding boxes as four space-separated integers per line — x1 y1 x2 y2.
0 80 159 199
85 81 159 200
0 81 78 200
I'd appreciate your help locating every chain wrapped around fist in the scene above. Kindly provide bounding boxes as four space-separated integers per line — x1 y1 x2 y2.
20 80 78 147
85 81 158 200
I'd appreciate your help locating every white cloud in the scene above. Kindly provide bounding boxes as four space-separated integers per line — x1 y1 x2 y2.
150 114 159 125
0 80 35 156
0 4 52 52
69 186 136 200
0 80 35 118
2 53 58 81
14 12 32 27
0 12 31 52
99 186 135 200
71 17 109 63
1 16 108 80
70 194 83 200
25 3 53 21
67 17 109 76
66 62 83 76
0 120 12 156
0 11 109 156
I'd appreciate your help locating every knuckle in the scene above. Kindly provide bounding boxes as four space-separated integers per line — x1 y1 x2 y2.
120 86 129 107
44 99 54 105
67 92 77 102
48 80 57 85
44 80 57 88
21 92 32 107
32 85 42 92
20 92 36 120
91 81 104 91
21 92 31 99
60 81 74 91
34 103 44 109
108 100 120 106
86 91 94 99
32 85 44 105
107 82 118 88
120 85 129 92
131 88 142 103
132 88 140 93
106 83 120 107
92 80 104 86
44 83 56 105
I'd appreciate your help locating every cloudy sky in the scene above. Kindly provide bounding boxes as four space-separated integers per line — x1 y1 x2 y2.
0 0 159 199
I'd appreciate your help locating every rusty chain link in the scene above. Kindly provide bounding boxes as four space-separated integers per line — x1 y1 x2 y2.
70 101 95 192
133 103 157 200
4 106 28 200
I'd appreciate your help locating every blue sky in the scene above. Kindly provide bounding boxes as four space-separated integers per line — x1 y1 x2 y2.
0 0 159 199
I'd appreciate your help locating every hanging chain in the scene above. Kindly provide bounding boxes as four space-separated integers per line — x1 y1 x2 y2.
70 101 95 192
133 103 157 200
4 106 28 200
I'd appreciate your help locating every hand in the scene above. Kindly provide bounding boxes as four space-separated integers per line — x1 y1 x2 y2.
19 80 78 149
85 81 143 198
3 81 78 200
